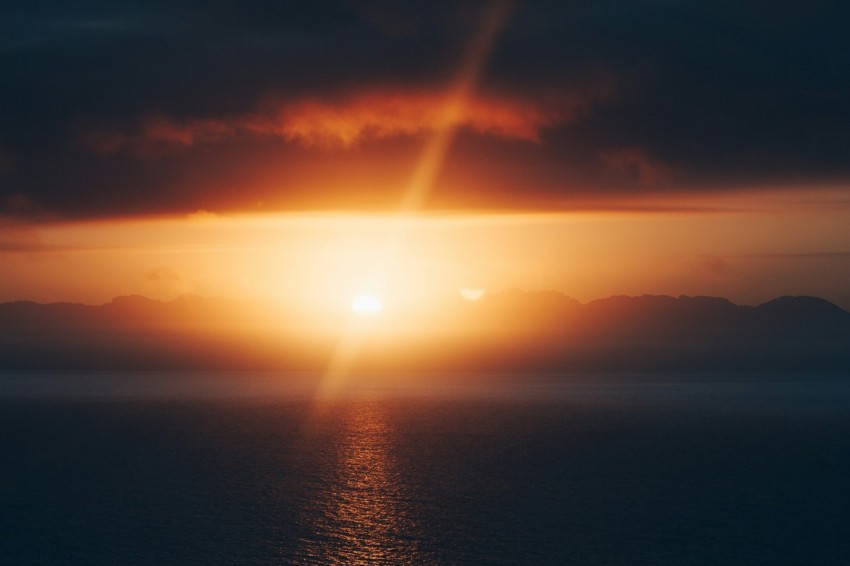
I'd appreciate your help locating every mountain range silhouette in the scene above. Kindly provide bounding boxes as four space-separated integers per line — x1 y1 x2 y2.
2 292 849 373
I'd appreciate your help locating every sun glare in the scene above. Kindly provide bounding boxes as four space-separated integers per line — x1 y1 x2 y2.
460 287 486 301
351 294 383 315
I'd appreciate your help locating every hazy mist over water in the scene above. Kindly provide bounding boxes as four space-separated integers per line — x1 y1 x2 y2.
3 372 850 564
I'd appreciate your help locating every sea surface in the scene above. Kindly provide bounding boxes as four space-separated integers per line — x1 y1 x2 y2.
2 372 850 565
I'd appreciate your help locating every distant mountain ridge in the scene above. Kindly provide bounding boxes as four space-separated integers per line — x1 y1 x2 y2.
2 292 849 372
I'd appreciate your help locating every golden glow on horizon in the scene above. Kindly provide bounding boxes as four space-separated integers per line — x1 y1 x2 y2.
3 202 850 312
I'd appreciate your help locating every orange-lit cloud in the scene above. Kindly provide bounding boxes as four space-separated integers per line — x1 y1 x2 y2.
83 88 600 155
185 209 220 223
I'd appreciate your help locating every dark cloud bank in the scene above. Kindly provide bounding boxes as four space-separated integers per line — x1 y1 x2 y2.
2 1 850 219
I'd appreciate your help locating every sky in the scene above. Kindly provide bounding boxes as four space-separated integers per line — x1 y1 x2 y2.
2 1 850 309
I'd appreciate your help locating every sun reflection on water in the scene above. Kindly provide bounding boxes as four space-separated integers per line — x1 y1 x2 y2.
292 400 427 564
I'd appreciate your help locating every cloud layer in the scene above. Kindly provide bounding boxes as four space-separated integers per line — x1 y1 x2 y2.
2 1 850 218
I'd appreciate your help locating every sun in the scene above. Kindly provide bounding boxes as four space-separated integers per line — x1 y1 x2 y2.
350 293 383 315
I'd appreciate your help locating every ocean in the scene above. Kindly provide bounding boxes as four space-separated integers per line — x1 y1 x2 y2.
2 373 850 564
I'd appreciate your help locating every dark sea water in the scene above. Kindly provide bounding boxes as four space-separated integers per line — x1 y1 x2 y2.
2 373 850 565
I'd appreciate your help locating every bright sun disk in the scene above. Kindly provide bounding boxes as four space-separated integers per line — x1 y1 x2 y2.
351 293 383 314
